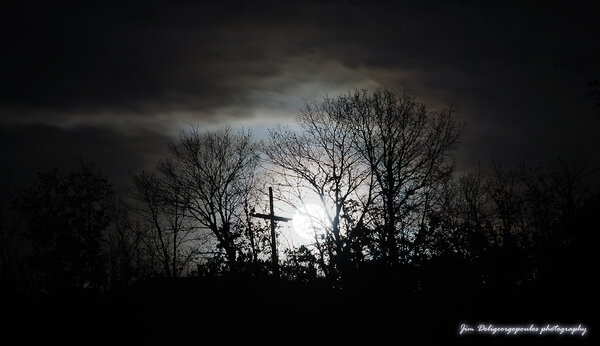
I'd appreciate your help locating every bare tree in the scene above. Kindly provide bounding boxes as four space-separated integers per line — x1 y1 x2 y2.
239 174 272 273
266 95 376 281
104 197 156 286
347 89 461 266
266 89 461 278
0 176 26 292
486 160 526 249
426 167 494 260
161 126 261 272
131 170 196 278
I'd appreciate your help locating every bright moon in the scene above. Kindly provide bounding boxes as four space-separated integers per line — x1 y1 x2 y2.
292 203 328 239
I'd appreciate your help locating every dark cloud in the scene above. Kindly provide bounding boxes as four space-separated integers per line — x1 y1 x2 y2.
1 0 599 183
1 1 359 117
0 123 170 189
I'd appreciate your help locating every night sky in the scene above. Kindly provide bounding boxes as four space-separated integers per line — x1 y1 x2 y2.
2 0 599 188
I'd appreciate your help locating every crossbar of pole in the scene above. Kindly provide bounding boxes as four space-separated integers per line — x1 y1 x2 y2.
250 213 292 222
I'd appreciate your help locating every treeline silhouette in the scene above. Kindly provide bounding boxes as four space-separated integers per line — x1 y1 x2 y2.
1 89 596 344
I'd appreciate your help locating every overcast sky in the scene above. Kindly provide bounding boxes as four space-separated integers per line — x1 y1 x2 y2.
1 0 599 188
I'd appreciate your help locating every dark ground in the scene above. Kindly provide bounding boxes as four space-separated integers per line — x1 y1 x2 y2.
3 266 595 345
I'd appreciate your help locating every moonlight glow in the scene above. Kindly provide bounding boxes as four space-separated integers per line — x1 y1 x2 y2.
292 203 328 239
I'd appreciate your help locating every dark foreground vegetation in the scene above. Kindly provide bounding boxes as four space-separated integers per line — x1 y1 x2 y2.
0 90 597 344
3 263 595 345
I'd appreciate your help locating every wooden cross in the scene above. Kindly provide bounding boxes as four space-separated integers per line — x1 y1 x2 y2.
250 187 291 277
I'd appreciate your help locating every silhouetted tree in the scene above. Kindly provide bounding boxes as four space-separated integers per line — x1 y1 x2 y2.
430 159 593 288
281 245 318 282
266 96 374 282
451 168 494 258
159 126 261 272
17 163 114 290
0 178 26 293
131 170 197 278
104 197 156 286
238 177 272 274
346 89 461 266
519 160 591 274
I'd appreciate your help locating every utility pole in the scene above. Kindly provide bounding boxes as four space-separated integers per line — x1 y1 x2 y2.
250 187 291 277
